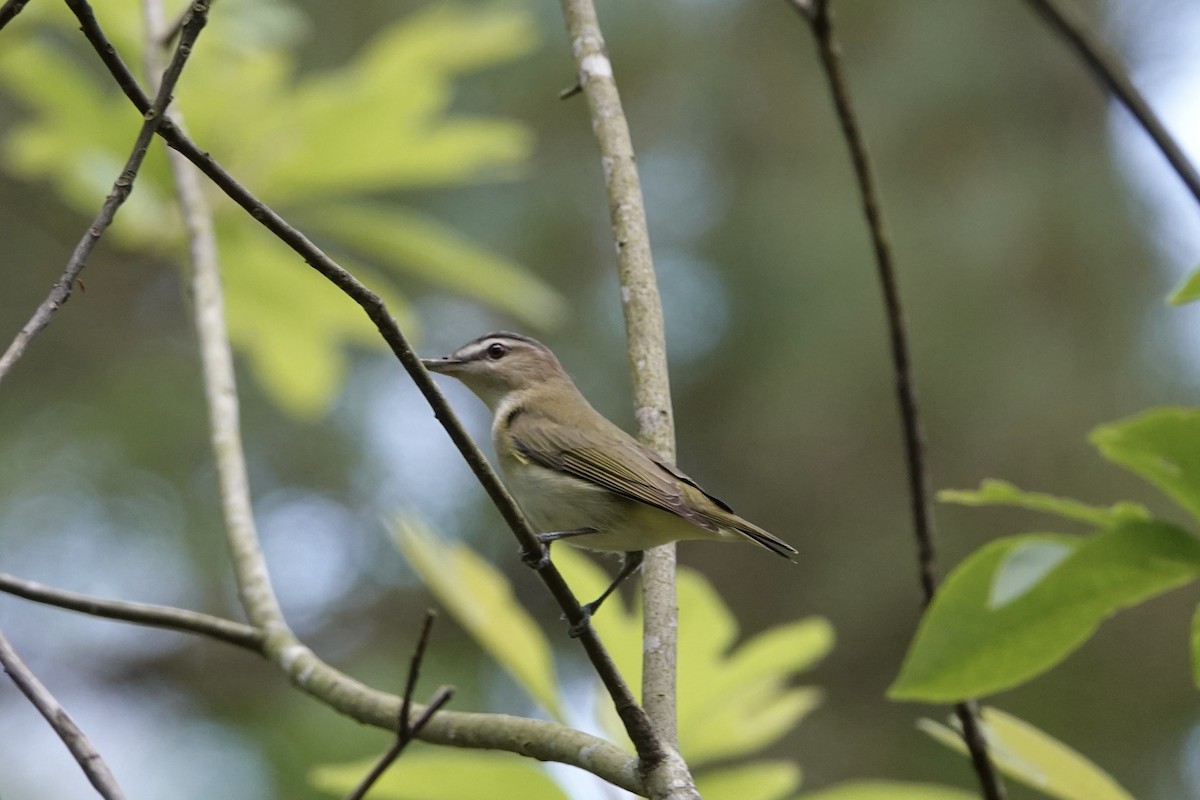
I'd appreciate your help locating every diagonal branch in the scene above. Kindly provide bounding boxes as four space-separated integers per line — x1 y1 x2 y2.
0 0 209 385
786 2 1006 798
0 0 32 32
1023 0 1200 208
0 572 264 651
557 4 687 789
0 629 128 800
59 0 667 778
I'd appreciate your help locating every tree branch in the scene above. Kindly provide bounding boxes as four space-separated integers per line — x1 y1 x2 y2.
0 572 644 794
0 0 209 385
787 3 1006 798
0 629 128 800
56 0 664 785
0 0 32 32
0 572 264 651
1023 0 1200 208
556 5 688 792
344 614 452 800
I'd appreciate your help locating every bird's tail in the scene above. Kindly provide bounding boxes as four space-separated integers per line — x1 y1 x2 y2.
733 519 797 560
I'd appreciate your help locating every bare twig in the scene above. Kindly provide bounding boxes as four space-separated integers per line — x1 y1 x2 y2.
1024 0 1200 208
787 3 1006 799
0 629 128 800
557 4 686 787
344 614 452 800
62 0 666 779
0 0 210 385
0 572 264 651
0 0 32 32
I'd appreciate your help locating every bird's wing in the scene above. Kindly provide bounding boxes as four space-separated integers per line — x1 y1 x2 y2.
508 412 721 534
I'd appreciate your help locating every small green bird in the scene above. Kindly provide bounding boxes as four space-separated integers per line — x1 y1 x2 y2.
422 332 796 623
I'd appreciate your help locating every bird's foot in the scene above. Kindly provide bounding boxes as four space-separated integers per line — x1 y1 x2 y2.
567 602 598 638
519 545 550 570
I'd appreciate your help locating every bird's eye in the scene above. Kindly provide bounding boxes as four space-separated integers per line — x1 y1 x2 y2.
486 342 508 360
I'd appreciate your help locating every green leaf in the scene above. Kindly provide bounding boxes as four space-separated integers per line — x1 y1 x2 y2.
390 517 563 720
310 746 566 799
1192 603 1200 689
552 546 831 764
220 223 415 419
696 760 802 800
304 203 566 329
890 521 1200 701
1091 408 1200 523
938 479 1149 527
920 707 1134 800
795 781 976 800
1169 267 1200 306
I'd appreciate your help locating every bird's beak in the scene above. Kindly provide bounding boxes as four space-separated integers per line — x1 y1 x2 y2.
421 356 462 374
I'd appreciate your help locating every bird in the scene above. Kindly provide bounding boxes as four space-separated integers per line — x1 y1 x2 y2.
422 332 796 628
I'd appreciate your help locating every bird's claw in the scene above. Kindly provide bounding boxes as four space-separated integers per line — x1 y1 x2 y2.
519 545 550 570
567 604 596 638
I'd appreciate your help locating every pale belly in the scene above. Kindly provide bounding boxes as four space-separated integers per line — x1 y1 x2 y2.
500 458 731 552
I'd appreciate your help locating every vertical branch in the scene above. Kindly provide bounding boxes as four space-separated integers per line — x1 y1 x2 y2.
786 2 1006 798
1023 0 1200 208
140 0 286 635
556 0 682 756
0 630 127 800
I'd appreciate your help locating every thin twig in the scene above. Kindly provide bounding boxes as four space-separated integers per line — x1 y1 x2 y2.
399 612 436 739
343 687 454 800
344 614 450 800
557 3 686 786
0 0 32 32
1024 0 1200 208
0 629 128 800
64 0 665 776
787 3 1006 799
0 0 210 385
0 572 264 651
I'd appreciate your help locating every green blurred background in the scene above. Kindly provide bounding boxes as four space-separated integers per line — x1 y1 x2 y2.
1 0 1199 797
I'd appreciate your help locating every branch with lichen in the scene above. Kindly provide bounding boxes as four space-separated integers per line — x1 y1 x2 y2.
557 1 696 798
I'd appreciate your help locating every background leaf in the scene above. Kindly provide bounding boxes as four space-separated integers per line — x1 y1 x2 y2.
920 707 1134 800
696 760 802 800
795 781 976 800
938 479 1149 527
310 747 567 799
1091 408 1200 523
890 522 1200 701
1169 267 1200 306
391 517 563 720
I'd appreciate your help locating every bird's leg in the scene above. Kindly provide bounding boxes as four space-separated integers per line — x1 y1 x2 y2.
568 550 645 638
519 527 597 570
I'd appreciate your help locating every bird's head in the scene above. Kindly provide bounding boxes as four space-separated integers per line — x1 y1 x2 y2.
421 332 570 411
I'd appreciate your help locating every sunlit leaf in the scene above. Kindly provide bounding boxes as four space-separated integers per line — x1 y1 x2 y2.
920 707 1134 800
939 479 1148 527
310 746 566 799
696 760 802 800
552 547 831 764
795 781 976 800
220 223 415 419
303 204 566 329
1091 408 1200 523
1169 267 1200 306
890 521 1200 701
390 517 563 720
0 0 551 420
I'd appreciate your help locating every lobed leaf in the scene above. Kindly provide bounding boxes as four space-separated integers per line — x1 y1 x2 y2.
390 517 563 720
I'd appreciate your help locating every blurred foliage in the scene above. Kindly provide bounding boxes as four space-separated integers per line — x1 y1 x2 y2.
921 707 1134 800
367 516 832 799
895 407 1200 702
0 0 563 417
2 0 1199 798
